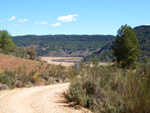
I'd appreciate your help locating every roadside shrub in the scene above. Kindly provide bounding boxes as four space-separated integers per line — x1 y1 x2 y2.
0 63 68 89
14 46 27 58
26 45 37 60
65 80 91 107
65 64 150 113
0 69 16 88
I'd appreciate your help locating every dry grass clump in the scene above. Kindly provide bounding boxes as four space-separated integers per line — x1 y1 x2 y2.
65 63 150 113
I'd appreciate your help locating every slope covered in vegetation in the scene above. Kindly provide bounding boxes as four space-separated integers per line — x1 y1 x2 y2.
12 35 115 56
0 54 68 89
134 25 150 60
84 25 150 62
65 63 150 113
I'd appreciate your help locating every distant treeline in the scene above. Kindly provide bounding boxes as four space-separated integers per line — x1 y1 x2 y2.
12 35 115 56
134 26 150 58
84 25 150 62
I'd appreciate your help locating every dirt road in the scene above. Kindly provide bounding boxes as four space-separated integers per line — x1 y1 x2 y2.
0 83 89 113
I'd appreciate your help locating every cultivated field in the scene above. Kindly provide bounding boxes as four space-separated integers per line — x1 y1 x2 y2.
40 57 83 67
0 54 41 72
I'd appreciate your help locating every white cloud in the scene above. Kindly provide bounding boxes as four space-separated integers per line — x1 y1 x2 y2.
57 14 78 22
35 21 48 24
18 19 28 23
51 23 61 27
9 16 16 21
0 21 2 23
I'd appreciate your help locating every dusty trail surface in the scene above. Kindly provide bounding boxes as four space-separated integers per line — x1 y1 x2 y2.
0 83 88 113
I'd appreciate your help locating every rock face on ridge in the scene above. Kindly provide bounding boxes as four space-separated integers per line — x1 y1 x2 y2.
44 48 100 57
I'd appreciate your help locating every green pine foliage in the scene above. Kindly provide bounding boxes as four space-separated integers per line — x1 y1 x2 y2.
0 30 16 54
112 25 140 68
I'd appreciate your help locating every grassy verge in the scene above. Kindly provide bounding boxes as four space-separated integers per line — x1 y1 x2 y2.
64 63 150 113
0 62 69 89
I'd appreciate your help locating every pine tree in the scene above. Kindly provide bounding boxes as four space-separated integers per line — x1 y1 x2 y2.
112 25 140 68
0 30 15 54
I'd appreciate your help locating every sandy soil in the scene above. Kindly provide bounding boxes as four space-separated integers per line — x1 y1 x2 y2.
40 57 83 67
0 83 91 113
99 62 114 66
40 57 113 67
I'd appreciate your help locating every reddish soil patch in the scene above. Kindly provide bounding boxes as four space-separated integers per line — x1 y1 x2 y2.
0 55 41 72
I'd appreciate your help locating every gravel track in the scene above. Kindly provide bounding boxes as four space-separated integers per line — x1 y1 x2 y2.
0 83 89 113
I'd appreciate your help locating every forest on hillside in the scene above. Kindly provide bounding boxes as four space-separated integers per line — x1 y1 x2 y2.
134 26 150 58
12 25 150 60
84 25 150 62
12 35 115 56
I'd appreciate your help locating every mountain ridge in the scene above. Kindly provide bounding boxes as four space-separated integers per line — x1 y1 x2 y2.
12 35 115 57
84 25 150 62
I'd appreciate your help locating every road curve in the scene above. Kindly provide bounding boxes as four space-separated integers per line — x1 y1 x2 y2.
0 83 89 113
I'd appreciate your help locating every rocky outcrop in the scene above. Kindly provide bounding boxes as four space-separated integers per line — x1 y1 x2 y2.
15 80 23 88
37 79 47 86
0 83 9 91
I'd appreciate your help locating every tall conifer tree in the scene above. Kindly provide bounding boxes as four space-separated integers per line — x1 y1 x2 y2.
112 25 140 68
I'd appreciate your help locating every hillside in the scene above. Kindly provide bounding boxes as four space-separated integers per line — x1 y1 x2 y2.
12 35 115 56
134 25 150 59
84 25 150 62
83 42 114 62
0 54 70 90
0 54 41 72
11 26 150 60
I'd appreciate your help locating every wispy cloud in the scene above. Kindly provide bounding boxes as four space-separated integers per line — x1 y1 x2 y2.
35 21 48 24
18 19 28 23
51 23 61 27
0 21 2 23
13 24 19 26
9 16 16 21
57 14 78 22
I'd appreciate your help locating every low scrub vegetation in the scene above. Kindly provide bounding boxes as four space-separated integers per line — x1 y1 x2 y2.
0 30 68 89
65 63 150 113
0 62 68 89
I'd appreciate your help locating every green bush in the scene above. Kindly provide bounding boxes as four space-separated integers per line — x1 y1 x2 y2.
0 69 16 88
0 63 68 89
65 64 150 113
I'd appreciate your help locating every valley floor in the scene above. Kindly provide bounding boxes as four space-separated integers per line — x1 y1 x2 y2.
40 57 83 67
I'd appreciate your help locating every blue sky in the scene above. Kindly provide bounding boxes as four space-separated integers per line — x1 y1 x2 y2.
0 0 150 36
